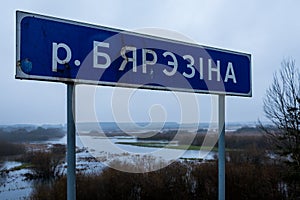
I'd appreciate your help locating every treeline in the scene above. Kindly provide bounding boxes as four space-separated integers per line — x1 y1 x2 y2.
137 126 269 150
0 127 65 142
0 127 65 161
31 150 296 200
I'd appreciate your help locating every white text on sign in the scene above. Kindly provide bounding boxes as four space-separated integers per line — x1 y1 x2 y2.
52 41 237 83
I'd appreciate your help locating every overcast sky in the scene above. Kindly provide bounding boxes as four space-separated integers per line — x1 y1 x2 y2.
1 0 300 125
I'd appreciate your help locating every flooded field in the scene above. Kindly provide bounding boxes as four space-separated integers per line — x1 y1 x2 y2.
0 134 215 199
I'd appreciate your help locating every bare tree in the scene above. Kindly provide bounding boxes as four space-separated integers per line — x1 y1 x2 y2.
261 58 299 198
263 59 300 165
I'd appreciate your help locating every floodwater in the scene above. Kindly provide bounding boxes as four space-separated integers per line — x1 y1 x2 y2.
0 135 215 199
0 161 32 200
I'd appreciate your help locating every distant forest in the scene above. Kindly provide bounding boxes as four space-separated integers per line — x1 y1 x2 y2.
135 126 270 150
0 127 65 142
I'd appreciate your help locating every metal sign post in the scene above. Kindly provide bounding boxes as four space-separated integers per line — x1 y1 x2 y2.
67 83 76 200
218 95 225 200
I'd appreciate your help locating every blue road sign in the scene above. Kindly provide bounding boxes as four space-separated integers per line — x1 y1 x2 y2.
16 11 251 96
